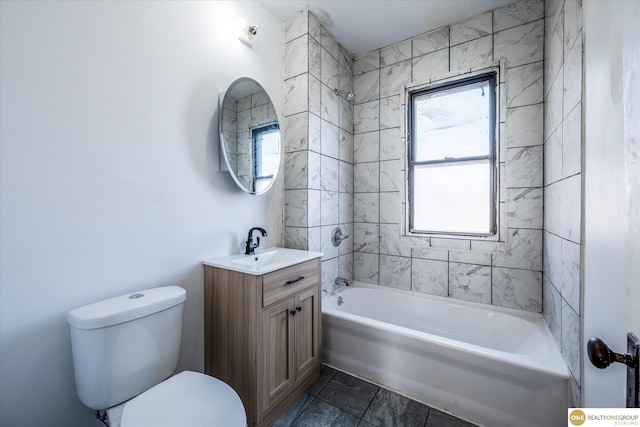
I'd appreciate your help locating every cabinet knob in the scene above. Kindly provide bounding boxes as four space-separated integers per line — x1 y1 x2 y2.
296 306 302 312
289 310 296 316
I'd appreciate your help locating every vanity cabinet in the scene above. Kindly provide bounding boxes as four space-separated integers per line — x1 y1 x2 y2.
204 258 321 427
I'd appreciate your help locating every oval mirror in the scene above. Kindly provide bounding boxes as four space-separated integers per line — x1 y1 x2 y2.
219 77 281 195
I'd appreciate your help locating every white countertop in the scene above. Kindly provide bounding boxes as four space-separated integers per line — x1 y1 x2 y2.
203 247 323 275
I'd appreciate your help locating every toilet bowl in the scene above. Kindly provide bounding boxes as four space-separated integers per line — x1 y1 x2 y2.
107 371 246 427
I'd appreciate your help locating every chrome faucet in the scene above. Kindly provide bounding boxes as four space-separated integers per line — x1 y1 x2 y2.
334 277 350 291
245 227 267 255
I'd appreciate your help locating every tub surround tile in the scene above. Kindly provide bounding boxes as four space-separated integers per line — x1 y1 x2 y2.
321 120 340 159
506 104 544 148
354 193 379 223
431 238 471 251
494 19 544 68
493 0 544 32
449 263 491 304
544 9 564 99
354 50 380 76
493 228 543 271
284 74 308 116
412 258 448 296
379 192 402 224
354 252 379 284
380 255 412 290
562 300 581 385
380 128 402 161
284 10 308 43
450 35 493 72
321 47 340 89
339 161 354 193
492 267 542 312
339 63 354 96
321 224 340 259
354 101 380 134
339 98 354 133
506 146 543 188
308 227 322 253
412 247 448 262
322 257 339 290
449 251 491 266
506 61 544 108
339 192 354 224
545 68 564 138
379 60 411 98
379 95 403 130
354 223 380 254
543 275 562 345
562 104 581 178
308 151 321 190
284 113 309 153
309 36 322 79
564 0 583 53
284 227 308 251
354 162 379 193
506 188 543 229
380 223 415 257
380 40 412 66
321 83 340 126
321 191 339 226
362 388 430 427
563 38 582 117
412 49 450 83
321 156 340 192
284 35 308 80
354 131 380 163
339 252 354 279
561 238 580 314
285 151 308 190
450 12 492 45
412 27 449 57
543 231 562 286
309 76 322 117
544 127 563 185
339 130 354 163
354 70 380 104
285 189 308 227
379 160 402 192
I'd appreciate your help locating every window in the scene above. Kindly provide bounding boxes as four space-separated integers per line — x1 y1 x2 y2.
251 123 280 194
408 72 497 237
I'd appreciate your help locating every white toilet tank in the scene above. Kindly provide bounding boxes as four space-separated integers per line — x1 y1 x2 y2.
67 286 186 410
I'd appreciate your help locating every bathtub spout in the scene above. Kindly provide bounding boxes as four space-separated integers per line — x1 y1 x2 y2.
334 277 350 292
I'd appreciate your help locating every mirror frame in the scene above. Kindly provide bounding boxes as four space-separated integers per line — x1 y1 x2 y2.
219 77 281 195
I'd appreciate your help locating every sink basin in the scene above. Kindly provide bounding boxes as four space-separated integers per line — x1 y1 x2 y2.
203 247 323 275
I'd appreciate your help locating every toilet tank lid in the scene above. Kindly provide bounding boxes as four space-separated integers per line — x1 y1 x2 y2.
68 286 186 330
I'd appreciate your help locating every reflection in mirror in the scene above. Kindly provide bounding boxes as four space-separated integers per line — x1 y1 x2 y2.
219 78 281 195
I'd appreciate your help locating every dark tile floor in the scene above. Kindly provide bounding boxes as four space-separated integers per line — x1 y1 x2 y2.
272 365 478 427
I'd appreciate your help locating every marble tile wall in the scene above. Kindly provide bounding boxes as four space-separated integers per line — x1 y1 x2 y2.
283 10 354 291
542 0 583 407
351 0 545 314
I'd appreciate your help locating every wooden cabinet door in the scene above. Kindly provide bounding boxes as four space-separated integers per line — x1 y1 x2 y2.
261 297 294 413
292 285 320 384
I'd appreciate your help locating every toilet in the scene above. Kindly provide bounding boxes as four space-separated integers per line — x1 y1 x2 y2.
67 286 246 427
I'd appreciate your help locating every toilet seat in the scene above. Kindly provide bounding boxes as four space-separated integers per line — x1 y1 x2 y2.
119 371 246 427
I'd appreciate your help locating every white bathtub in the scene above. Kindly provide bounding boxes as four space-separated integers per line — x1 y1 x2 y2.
322 283 569 427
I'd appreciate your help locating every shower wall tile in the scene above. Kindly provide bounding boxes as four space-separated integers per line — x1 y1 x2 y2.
354 252 379 284
449 251 491 266
309 113 322 152
321 83 340 126
354 101 380 133
545 68 564 138
285 189 308 227
354 69 380 104
354 50 380 76
338 223 354 255
506 61 544 108
543 231 562 286
284 35 308 79
544 8 564 98
562 300 581 385
309 76 321 116
339 130 354 163
493 228 543 271
563 37 582 116
354 131 380 163
564 0 583 52
506 146 543 188
380 40 412 66
449 263 491 304
354 222 379 254
308 151 321 190
379 95 403 130
308 189 321 227
379 191 402 224
379 160 402 192
412 247 448 262
492 267 542 312
506 188 543 229
320 26 339 60
285 150 308 189
543 275 562 344
339 192 354 224
412 27 449 57
320 191 339 226
354 193 379 223
339 46 354 76
339 161 354 193
450 12 492 45
506 104 544 148
544 127 563 185
561 238 581 314
493 0 543 32
412 258 448 296
321 120 340 158
284 10 308 43
309 36 322 79
450 35 493 72
354 162 380 193
338 98 353 134
380 128 402 161
284 74 308 116
285 226 308 251
494 20 544 68
431 238 470 251
322 257 339 291
379 60 411 98
283 112 308 152
321 225 339 260
339 252 354 281
380 223 411 257
321 155 339 192
412 48 450 83
339 63 354 95
380 255 411 290
562 104 581 177
308 226 322 253
321 47 339 89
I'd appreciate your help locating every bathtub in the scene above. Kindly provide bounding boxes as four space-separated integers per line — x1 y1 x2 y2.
322 283 569 427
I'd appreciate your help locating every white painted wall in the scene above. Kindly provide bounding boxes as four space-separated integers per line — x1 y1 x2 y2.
0 1 283 425
583 0 640 407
